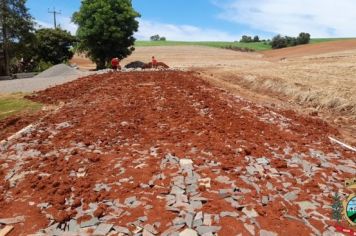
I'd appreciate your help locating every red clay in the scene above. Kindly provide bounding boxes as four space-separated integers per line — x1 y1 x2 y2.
0 71 355 235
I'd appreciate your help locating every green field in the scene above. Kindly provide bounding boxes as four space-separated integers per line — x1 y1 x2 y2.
310 38 356 44
135 38 355 51
0 93 42 120
135 40 272 51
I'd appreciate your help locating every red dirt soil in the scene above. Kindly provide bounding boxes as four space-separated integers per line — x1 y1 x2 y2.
261 39 356 60
0 71 355 235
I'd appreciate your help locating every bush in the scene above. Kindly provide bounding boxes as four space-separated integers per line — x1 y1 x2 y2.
271 35 288 49
240 35 253 43
36 60 53 72
160 37 166 41
297 32 311 45
150 35 160 41
271 32 311 49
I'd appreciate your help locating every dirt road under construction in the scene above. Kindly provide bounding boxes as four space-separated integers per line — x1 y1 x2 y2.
0 71 355 235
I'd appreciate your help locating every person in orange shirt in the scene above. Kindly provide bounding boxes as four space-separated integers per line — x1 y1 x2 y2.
151 56 158 68
111 57 120 71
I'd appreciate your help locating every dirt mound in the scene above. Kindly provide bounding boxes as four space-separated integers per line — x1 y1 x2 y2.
3 71 354 235
261 39 356 60
124 61 146 69
144 62 170 69
35 64 84 78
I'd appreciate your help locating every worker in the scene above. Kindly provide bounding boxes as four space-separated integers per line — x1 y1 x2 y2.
151 56 158 68
111 57 120 71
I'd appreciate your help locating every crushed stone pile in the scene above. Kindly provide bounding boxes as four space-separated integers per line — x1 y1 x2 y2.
0 71 355 235
124 61 146 69
144 62 170 69
35 64 84 78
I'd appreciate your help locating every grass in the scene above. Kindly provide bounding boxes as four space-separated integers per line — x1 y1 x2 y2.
310 38 356 44
136 38 356 51
0 93 42 120
135 40 272 51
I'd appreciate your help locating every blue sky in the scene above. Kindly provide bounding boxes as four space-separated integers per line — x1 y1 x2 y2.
26 0 356 41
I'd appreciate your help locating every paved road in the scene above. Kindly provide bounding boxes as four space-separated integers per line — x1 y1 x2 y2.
0 74 92 93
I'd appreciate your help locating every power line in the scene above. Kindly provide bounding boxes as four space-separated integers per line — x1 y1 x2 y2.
48 7 61 28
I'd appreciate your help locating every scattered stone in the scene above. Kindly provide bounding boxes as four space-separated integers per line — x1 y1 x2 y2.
180 159 193 167
220 211 239 218
256 157 269 165
179 228 198 236
284 191 299 201
260 229 278 236
244 223 255 235
144 224 159 235
93 223 113 236
68 219 80 232
203 214 212 226
173 217 186 226
195 226 221 235
199 178 211 188
113 226 130 234
261 196 269 206
336 165 355 174
0 215 25 224
242 207 258 218
218 189 232 198
185 212 195 228
143 229 156 236
297 201 318 211
215 176 230 183
80 217 100 228
138 216 148 222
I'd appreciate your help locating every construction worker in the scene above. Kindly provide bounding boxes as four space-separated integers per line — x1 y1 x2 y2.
151 56 158 68
111 57 120 71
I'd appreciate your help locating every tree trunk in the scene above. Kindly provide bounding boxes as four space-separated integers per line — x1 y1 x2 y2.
96 59 106 70
1 0 9 76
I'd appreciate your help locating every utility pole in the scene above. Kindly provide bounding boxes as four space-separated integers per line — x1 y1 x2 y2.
48 7 61 29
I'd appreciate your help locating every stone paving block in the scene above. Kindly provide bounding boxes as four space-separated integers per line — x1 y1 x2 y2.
256 157 270 165
179 228 198 236
203 213 212 226
244 223 255 235
196 226 221 235
113 226 131 234
185 212 195 228
260 229 278 236
80 217 100 228
220 211 239 218
173 217 186 226
144 224 159 235
242 207 258 218
93 223 113 236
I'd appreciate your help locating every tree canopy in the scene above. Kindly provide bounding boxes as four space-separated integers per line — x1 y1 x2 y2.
35 28 77 65
73 0 140 69
1 0 34 75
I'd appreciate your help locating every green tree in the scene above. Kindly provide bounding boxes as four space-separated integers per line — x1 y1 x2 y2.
253 35 260 42
271 34 288 49
240 35 253 43
1 0 34 75
35 28 77 65
73 0 140 70
150 34 160 41
297 32 311 45
332 192 343 224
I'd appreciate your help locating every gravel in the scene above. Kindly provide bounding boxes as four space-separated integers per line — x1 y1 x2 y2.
0 64 91 93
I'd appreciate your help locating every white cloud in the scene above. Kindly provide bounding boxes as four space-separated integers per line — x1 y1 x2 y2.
35 16 78 35
214 0 356 38
135 19 240 41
